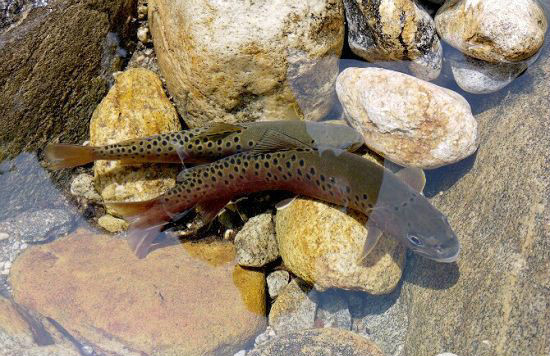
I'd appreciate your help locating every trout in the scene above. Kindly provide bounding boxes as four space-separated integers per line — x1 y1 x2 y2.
110 147 460 262
45 121 364 169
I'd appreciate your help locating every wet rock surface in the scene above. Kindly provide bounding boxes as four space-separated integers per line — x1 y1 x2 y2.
266 270 290 299
0 209 72 244
90 68 181 216
268 279 317 334
337 67 479 169
403 44 550 356
315 290 352 330
0 0 136 159
276 198 405 294
10 229 267 356
435 0 547 63
247 328 384 356
343 0 442 80
149 0 344 126
235 213 278 267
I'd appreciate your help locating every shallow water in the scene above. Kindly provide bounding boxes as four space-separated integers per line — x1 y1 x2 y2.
1 1 549 355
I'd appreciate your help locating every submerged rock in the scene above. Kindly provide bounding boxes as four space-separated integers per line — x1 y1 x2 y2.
247 328 384 356
90 68 181 216
275 198 405 294
0 208 73 244
97 214 128 233
148 0 344 126
235 213 279 267
0 0 135 159
70 173 102 201
10 229 266 356
315 290 352 330
403 44 550 356
342 0 442 80
336 67 478 169
266 270 290 299
268 279 317 334
449 52 540 94
435 0 547 63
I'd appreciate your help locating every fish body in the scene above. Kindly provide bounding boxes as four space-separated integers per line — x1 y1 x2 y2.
111 148 459 262
45 121 364 169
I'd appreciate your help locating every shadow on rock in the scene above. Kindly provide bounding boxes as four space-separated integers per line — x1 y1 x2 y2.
403 253 460 290
424 151 477 198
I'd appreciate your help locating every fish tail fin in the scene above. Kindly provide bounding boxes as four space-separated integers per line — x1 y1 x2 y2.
127 223 166 259
45 144 97 169
105 200 158 219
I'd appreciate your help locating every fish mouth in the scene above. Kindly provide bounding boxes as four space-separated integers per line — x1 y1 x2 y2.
413 243 460 263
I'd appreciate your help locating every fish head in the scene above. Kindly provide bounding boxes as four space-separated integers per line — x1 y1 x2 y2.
373 193 460 263
305 122 365 152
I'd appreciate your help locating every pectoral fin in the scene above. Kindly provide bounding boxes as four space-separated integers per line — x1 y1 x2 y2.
275 196 297 210
396 167 426 193
357 226 383 264
195 198 231 225
252 129 314 153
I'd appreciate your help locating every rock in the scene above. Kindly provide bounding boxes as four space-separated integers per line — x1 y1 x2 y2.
435 0 547 63
449 52 540 94
336 67 479 169
0 296 33 344
0 209 73 244
342 0 442 80
70 173 102 201
137 25 149 44
266 270 290 299
10 229 266 356
90 68 181 216
268 279 317 334
254 326 276 347
235 213 278 267
352 285 408 356
247 328 384 356
0 0 135 159
148 0 344 126
97 214 128 233
315 290 352 330
275 198 405 294
403 43 550 356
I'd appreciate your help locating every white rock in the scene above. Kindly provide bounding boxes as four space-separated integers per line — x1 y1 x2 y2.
70 173 101 201
235 213 278 267
435 0 547 63
149 0 345 127
0 232 9 241
137 26 150 44
450 51 540 94
336 67 479 168
266 270 290 299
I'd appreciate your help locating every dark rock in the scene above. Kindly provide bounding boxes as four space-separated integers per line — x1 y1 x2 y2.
403 42 550 355
248 328 384 356
0 0 136 160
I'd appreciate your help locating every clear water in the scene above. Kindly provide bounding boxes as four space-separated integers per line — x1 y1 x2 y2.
1 1 549 356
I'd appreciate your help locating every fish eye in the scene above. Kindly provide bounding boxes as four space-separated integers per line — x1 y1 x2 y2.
408 235 423 247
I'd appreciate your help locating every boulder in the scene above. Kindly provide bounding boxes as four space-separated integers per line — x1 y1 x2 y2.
148 0 345 126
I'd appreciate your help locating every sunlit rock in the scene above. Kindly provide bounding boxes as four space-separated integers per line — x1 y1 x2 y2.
435 0 547 63
90 68 181 217
336 67 478 169
268 279 317 334
148 0 344 126
275 198 405 294
235 213 278 267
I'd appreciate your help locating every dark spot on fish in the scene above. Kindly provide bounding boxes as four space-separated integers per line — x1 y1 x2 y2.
291 154 297 161
299 160 305 167
229 173 235 179
217 171 223 177
255 163 260 169
217 139 222 145
315 179 320 186
267 172 272 178
162 141 167 146
248 141 254 147
207 142 213 148
224 162 229 168
274 158 278 164
264 162 269 168
320 175 325 182
203 172 208 178
345 186 351 193
236 144 242 150
244 161 249 167
153 141 158 146
234 137 239 143
297 169 302 176
306 173 311 180
233 167 239 173
286 161 291 168
226 142 231 148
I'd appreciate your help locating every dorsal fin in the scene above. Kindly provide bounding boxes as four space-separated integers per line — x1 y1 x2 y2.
252 129 314 153
195 123 244 139
396 167 426 193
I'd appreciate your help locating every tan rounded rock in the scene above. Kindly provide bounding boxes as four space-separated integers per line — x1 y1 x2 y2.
10 229 266 356
97 214 128 233
336 67 479 169
275 199 405 294
90 68 181 216
0 296 32 343
148 0 344 126
435 0 547 63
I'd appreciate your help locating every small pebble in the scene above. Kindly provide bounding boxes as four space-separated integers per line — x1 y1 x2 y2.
81 344 94 355
0 232 9 241
137 26 150 44
233 350 247 356
137 4 148 20
266 270 290 299
254 326 276 347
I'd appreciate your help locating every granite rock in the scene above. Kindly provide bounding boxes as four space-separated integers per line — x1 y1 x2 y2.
0 208 72 244
149 0 344 126
0 0 136 159
435 0 547 63
275 198 405 294
315 290 352 330
342 0 442 80
90 68 181 216
235 213 279 267
336 67 479 169
266 270 290 299
70 173 102 201
247 328 384 356
403 42 550 356
97 214 128 233
10 229 266 356
268 279 317 334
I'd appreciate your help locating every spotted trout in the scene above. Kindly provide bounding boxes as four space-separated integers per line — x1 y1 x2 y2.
45 121 364 169
109 148 460 262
